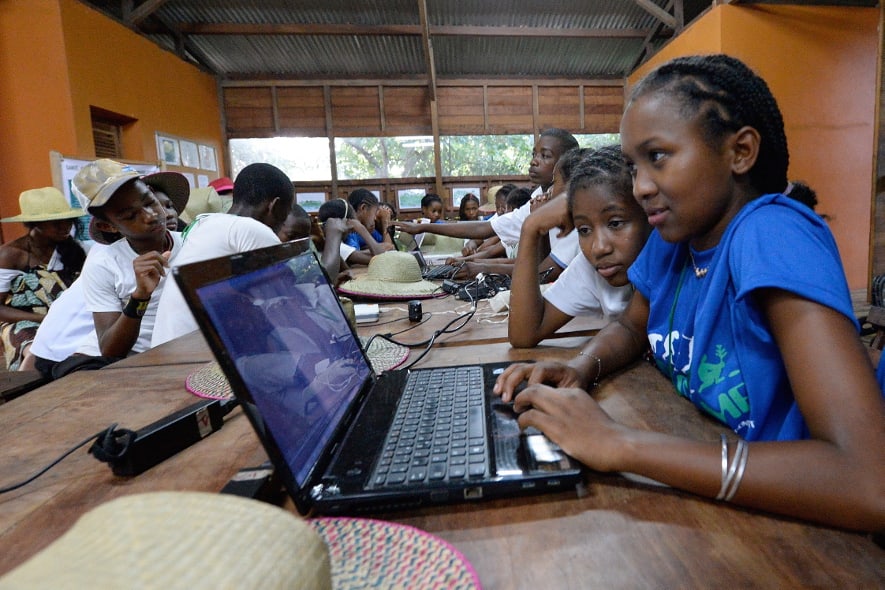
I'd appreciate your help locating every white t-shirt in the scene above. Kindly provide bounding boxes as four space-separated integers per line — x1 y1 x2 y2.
150 214 280 347
29 244 109 362
76 233 184 356
543 252 633 319
339 241 357 263
490 187 579 266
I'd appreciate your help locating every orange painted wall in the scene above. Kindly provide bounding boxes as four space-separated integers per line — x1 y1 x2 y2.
629 5 879 290
0 1 78 242
0 0 223 242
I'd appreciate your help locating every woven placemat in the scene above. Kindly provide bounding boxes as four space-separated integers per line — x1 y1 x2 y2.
360 336 410 373
308 517 481 590
185 340 409 400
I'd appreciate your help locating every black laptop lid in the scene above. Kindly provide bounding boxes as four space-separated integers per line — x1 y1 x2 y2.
174 240 374 510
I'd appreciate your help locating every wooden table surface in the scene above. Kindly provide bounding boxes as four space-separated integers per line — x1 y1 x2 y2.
0 303 882 587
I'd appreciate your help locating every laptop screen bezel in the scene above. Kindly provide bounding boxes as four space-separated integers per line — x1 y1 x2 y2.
173 239 378 514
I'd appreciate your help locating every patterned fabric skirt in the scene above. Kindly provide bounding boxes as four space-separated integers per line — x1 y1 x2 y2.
0 268 67 370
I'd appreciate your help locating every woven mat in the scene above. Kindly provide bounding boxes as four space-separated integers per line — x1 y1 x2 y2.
308 517 481 590
185 339 409 400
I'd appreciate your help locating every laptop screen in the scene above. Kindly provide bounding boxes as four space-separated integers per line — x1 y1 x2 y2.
195 251 372 487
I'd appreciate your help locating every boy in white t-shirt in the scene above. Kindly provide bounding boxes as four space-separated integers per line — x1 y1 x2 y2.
150 163 295 347
65 161 190 365
395 128 579 279
24 171 190 378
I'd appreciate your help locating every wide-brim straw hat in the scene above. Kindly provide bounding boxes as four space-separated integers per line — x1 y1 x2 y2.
478 184 503 213
0 492 481 589
179 186 223 225
337 251 440 300
1 187 85 223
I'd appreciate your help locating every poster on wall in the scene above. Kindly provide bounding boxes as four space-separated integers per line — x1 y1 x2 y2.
50 152 159 242
179 140 199 168
199 144 217 171
156 134 180 165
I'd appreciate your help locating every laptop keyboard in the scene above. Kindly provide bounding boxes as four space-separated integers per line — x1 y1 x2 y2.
370 366 489 488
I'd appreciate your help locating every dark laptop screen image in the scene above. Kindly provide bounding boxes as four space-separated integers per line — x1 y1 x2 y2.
195 253 371 487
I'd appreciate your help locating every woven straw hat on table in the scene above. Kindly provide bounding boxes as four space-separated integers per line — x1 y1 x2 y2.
337 251 440 300
0 493 481 589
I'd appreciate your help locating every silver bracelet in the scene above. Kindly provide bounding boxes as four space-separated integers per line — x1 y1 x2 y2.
715 434 729 500
724 440 749 502
716 438 747 501
577 351 602 386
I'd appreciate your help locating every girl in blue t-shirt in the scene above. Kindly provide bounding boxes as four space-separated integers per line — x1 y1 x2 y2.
342 189 394 264
494 54 884 532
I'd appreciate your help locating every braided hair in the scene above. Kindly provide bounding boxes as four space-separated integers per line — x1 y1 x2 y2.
566 144 634 216
556 147 596 188
347 188 379 210
628 54 789 196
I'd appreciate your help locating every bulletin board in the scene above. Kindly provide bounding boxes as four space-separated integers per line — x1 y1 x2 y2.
49 151 160 242
154 132 221 189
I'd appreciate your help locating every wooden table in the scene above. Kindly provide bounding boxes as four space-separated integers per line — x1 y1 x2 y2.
0 320 882 586
347 292 607 347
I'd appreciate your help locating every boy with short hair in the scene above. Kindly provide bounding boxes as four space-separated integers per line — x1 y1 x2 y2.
72 160 186 360
26 170 189 378
150 162 294 347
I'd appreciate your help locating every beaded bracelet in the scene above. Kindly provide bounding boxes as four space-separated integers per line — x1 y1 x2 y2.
577 351 602 387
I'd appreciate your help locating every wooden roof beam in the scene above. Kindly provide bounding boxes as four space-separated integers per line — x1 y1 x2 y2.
632 0 676 29
123 0 169 26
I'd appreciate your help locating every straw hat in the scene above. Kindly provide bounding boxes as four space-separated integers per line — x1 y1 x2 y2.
1 187 85 223
0 493 481 589
337 251 440 300
478 185 503 214
72 158 140 212
0 492 332 589
179 186 223 225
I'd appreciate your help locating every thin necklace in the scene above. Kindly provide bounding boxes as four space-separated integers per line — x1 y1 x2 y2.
688 248 708 279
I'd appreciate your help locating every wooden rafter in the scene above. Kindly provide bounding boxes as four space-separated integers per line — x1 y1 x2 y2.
633 0 676 29
123 0 169 26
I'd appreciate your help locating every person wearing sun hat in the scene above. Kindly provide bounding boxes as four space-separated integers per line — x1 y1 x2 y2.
22 170 191 379
87 170 190 244
337 251 440 300
54 159 186 369
0 187 87 369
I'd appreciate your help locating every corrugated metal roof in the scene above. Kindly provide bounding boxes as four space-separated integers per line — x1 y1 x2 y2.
79 0 878 81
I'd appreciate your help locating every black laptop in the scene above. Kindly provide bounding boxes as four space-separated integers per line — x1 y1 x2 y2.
173 239 582 515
